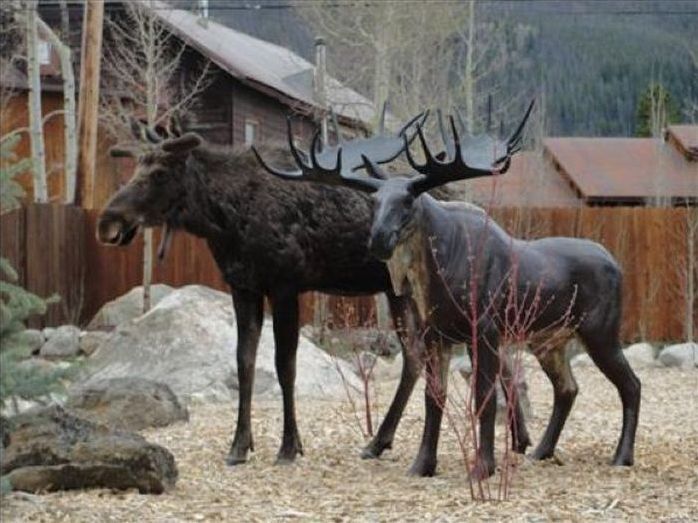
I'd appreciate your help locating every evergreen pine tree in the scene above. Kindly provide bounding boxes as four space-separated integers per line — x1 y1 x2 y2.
0 136 66 411
636 82 680 137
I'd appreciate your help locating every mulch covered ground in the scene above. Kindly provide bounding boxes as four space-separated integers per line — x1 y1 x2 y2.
2 359 697 522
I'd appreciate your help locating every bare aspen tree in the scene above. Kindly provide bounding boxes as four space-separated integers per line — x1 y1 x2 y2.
101 2 211 312
25 0 48 202
0 1 24 129
36 17 77 204
299 2 465 124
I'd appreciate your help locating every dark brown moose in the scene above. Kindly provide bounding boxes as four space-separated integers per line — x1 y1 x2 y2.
97 112 530 470
258 101 641 479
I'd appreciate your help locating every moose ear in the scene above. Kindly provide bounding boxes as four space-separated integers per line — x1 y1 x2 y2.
161 132 202 155
109 146 138 158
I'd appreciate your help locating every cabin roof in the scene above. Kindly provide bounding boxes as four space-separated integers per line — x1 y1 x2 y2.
543 134 698 204
146 1 381 130
455 152 584 207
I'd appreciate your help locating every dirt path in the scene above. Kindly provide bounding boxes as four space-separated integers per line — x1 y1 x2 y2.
2 363 697 522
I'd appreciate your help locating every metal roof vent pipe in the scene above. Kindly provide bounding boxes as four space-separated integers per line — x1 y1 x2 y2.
314 36 328 147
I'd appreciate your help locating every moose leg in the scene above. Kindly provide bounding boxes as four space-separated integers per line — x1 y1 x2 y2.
271 291 303 463
499 352 532 454
227 289 264 465
530 342 578 461
579 332 640 466
408 338 451 477
363 295 425 459
469 331 500 480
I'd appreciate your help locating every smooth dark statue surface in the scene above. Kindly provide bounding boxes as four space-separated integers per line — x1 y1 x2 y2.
97 115 477 467
263 102 641 478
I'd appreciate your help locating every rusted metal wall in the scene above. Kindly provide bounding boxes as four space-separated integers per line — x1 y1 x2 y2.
2 204 696 342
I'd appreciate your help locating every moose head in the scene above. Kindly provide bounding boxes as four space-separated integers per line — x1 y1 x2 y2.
97 118 202 254
256 101 534 261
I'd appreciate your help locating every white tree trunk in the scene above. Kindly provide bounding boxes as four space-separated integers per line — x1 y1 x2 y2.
463 0 476 134
26 1 48 202
686 209 697 342
36 18 77 204
142 25 157 314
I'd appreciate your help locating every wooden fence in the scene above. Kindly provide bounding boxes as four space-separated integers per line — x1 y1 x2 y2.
1 203 696 342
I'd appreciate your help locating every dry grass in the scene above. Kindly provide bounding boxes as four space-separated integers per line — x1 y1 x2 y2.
2 361 697 522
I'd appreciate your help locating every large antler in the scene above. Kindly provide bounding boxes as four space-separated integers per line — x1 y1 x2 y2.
252 117 383 192
405 100 535 195
252 105 427 190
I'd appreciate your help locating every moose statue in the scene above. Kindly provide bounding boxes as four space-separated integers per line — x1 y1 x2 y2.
97 111 531 472
256 101 641 479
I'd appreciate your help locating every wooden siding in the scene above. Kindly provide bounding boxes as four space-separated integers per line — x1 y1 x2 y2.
1 204 696 343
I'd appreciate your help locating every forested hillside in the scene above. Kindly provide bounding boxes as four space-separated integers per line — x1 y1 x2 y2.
202 0 695 136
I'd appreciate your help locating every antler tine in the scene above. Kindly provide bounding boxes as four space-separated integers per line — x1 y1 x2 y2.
286 116 309 170
507 99 535 151
379 100 387 134
361 154 389 181
436 109 448 154
398 110 427 137
251 146 301 179
309 128 323 169
310 128 343 176
454 107 467 135
448 115 464 166
415 122 436 167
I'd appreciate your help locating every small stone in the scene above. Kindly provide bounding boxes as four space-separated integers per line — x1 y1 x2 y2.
40 326 81 359
658 342 697 368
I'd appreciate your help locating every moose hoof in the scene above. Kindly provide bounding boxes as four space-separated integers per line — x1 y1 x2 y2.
513 436 532 454
529 447 554 461
361 440 391 460
408 459 437 477
611 456 634 467
226 454 248 466
276 444 303 465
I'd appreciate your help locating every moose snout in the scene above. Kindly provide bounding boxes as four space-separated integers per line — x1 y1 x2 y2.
97 212 139 246
368 230 398 261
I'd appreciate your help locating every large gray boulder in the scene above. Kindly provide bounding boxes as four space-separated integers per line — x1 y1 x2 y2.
40 325 81 359
66 378 189 431
658 342 697 368
80 285 361 403
1 405 177 494
87 284 175 330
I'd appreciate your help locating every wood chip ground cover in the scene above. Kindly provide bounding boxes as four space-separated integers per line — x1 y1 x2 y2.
2 363 696 522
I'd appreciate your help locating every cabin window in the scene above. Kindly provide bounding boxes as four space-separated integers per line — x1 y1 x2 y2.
38 40 51 65
244 119 258 146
